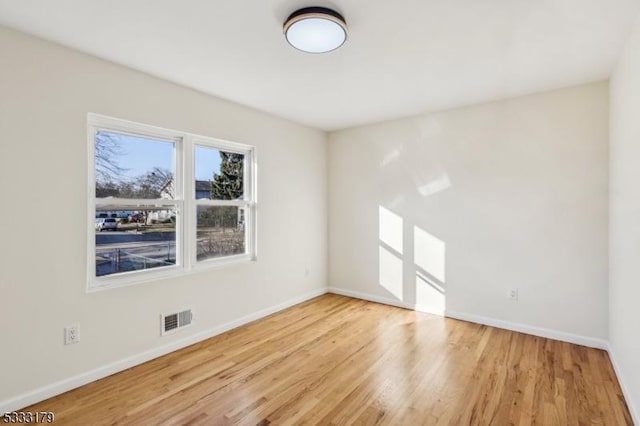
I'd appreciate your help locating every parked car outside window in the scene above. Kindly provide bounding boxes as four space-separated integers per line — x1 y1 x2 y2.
128 213 143 223
96 218 118 232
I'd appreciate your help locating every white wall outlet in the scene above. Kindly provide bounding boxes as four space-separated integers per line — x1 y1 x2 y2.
65 325 80 345
508 288 519 301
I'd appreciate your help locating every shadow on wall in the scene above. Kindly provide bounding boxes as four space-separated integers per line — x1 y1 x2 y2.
378 206 446 315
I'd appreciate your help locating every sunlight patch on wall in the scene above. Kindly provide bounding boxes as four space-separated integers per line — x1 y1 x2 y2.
417 173 451 197
379 245 403 300
416 272 445 315
381 149 401 167
379 205 404 300
414 226 445 282
414 226 446 315
379 206 403 254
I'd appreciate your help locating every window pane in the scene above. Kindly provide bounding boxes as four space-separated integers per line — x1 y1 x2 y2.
194 145 244 200
197 206 245 261
95 207 177 277
95 131 175 199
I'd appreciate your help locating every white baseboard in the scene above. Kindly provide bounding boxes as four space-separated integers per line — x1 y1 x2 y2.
328 286 607 349
606 344 639 426
328 287 416 310
0 287 328 413
444 309 609 350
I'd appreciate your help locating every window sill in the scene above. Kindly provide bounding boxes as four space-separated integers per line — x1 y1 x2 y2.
87 254 256 293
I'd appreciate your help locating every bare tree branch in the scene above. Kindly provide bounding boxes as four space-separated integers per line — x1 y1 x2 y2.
95 131 127 183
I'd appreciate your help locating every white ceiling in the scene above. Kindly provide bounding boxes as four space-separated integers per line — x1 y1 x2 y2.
0 0 638 131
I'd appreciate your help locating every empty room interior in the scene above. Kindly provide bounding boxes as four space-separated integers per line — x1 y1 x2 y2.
1 0 640 424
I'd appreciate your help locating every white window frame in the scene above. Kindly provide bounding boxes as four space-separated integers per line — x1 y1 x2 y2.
87 114 257 292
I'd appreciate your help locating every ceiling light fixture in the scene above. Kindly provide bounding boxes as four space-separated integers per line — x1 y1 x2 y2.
283 7 347 53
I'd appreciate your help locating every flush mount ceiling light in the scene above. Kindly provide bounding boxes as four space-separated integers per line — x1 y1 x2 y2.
283 7 347 53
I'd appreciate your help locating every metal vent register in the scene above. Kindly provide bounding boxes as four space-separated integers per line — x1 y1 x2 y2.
161 309 193 335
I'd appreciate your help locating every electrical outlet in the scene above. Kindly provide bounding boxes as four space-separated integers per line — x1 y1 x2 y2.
508 288 518 301
65 325 80 345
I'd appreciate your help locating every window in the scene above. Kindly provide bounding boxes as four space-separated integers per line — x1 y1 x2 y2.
88 114 256 290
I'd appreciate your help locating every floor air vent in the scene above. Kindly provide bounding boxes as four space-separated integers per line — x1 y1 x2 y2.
161 309 193 336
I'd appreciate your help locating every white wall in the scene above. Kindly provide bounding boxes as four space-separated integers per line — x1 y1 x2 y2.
329 82 609 342
609 15 640 423
0 26 327 407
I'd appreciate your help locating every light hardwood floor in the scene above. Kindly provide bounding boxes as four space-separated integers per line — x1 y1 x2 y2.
25 294 632 425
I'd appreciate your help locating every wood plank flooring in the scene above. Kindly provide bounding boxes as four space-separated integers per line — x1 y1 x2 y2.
24 294 632 425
